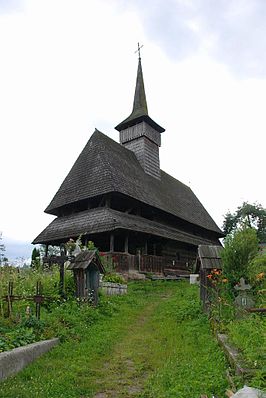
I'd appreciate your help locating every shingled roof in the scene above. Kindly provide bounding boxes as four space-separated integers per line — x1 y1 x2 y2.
33 207 219 246
197 245 223 270
44 129 222 235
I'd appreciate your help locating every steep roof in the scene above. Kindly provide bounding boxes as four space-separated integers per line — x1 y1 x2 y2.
67 250 105 273
45 130 222 235
33 207 219 246
115 57 165 133
197 245 223 269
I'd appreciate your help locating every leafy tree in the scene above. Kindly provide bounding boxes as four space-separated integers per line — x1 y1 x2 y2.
248 252 266 294
31 247 41 268
2 257 9 266
222 202 266 243
221 227 259 289
0 232 6 265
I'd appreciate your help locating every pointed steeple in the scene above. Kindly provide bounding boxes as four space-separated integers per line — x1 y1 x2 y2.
115 57 164 133
115 50 165 180
130 57 148 119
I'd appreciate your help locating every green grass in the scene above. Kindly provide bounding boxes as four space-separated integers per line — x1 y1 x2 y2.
226 314 266 390
0 281 228 397
227 315 266 368
140 285 228 397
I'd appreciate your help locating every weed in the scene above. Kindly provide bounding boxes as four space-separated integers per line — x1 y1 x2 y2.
0 282 229 398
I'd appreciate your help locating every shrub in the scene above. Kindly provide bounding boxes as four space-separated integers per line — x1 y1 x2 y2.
221 227 259 289
248 252 266 306
103 273 125 284
99 254 115 274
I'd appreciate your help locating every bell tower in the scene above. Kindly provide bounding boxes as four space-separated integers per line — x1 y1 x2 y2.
115 49 165 180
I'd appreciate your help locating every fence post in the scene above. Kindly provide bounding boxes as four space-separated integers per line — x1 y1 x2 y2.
35 281 42 320
7 281 13 317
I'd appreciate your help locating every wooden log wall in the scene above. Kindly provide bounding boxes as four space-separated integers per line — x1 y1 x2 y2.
106 252 164 274
161 243 197 269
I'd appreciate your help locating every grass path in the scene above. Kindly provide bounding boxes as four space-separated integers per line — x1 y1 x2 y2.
0 282 228 398
92 296 171 397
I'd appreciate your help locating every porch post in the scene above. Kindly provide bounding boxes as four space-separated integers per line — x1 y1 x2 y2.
124 234 129 253
110 233 114 252
144 240 148 255
60 243 66 255
153 243 156 255
45 244 48 257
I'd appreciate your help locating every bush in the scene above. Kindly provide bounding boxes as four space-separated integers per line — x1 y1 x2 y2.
248 252 266 306
103 273 125 284
221 227 259 288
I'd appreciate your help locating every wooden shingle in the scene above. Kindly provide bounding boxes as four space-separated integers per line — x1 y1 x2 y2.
44 130 222 235
33 207 220 245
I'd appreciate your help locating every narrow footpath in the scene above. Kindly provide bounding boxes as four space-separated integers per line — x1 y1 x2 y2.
0 282 228 398
92 297 170 398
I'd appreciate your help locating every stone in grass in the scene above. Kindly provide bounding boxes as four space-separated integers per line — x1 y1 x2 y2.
128 271 146 280
232 386 266 398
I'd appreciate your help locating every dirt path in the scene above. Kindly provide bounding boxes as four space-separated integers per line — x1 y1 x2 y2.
92 294 171 398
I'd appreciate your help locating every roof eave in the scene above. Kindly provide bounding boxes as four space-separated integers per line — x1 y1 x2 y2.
115 114 165 133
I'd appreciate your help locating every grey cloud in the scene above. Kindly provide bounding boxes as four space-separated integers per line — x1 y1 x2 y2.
121 0 266 78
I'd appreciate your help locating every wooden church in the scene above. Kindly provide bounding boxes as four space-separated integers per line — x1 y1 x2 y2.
33 54 223 273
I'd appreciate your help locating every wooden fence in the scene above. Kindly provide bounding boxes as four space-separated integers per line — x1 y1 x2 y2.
1 281 53 320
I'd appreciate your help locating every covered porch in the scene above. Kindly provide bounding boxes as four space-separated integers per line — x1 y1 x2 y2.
77 230 197 274
34 207 219 275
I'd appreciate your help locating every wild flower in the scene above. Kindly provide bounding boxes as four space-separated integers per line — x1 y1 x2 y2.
256 272 264 280
206 269 224 286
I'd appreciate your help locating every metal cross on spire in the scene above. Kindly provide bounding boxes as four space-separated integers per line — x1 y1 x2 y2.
135 42 143 59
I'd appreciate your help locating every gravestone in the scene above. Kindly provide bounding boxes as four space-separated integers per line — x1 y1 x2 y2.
234 278 254 310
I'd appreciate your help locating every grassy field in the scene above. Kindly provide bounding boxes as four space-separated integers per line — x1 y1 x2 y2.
0 281 229 398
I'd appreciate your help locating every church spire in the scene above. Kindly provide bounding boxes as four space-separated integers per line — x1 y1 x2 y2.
130 56 148 119
115 47 165 180
115 53 164 133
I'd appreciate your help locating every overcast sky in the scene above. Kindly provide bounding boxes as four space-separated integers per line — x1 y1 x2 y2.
0 0 265 259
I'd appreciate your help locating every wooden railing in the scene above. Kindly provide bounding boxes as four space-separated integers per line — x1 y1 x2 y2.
139 255 163 273
104 252 135 271
103 252 188 274
43 252 190 275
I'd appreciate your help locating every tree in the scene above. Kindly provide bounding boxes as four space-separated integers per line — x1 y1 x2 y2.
222 202 266 243
221 227 259 288
31 247 41 268
0 232 6 265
